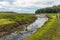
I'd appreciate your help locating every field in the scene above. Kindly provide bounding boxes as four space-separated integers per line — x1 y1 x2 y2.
25 14 60 40
0 13 37 37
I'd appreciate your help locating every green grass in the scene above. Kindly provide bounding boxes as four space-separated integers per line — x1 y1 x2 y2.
0 13 37 37
0 19 14 25
25 14 59 40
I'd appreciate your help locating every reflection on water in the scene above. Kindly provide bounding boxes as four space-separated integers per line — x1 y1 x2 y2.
0 15 48 40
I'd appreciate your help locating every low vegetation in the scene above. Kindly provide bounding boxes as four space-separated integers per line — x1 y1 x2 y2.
0 13 37 37
0 19 14 25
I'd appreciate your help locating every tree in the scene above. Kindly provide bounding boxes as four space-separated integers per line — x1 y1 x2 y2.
35 5 60 14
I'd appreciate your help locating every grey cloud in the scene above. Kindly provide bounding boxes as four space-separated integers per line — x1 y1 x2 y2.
32 1 56 5
0 0 60 13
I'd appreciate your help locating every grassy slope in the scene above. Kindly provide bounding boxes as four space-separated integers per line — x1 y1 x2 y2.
0 13 37 37
40 15 60 40
25 14 58 40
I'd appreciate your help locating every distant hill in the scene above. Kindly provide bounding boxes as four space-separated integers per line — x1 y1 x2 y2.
0 11 17 14
35 5 60 14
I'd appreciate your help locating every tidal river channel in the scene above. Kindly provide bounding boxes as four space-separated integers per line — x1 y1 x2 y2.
0 15 48 40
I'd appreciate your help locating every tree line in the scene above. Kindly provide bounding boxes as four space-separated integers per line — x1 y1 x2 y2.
35 5 60 14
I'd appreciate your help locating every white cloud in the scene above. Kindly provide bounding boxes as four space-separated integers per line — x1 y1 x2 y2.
0 1 10 6
0 0 60 13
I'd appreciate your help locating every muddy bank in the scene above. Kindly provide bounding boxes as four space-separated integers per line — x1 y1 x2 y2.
0 15 37 37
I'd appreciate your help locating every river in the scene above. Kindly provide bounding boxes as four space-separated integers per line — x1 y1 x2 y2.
0 15 48 40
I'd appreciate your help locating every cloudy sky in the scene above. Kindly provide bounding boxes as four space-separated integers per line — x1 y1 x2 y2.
0 0 60 13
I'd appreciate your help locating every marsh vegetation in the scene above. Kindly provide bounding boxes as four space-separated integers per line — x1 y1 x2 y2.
0 13 37 37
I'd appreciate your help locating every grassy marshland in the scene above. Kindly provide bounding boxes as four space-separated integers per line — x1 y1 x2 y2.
25 14 60 40
0 13 37 37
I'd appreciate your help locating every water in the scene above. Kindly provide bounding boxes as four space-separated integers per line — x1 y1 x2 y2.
0 15 48 40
